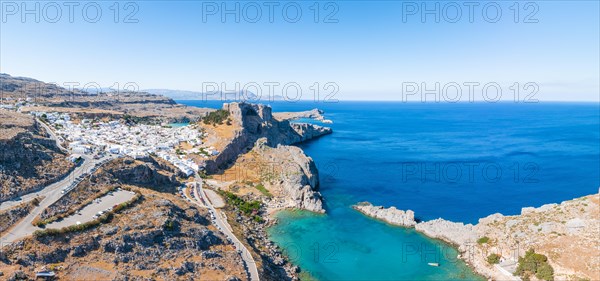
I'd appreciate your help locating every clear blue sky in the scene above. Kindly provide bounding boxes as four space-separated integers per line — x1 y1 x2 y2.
1 1 598 101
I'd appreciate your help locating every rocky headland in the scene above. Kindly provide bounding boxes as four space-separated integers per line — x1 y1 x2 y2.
353 202 416 227
273 108 333 124
204 102 331 213
353 192 600 281
250 138 324 213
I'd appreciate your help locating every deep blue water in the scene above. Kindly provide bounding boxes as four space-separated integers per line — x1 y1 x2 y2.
180 100 600 280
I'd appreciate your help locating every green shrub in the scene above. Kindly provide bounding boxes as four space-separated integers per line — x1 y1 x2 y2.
164 220 175 231
202 110 230 126
536 262 555 281
197 170 211 179
515 249 554 281
220 191 262 216
254 184 272 197
477 236 490 244
487 253 501 264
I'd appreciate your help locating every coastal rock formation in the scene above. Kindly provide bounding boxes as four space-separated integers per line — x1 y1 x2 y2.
273 108 333 123
0 109 74 202
248 138 324 213
414 219 477 248
353 202 416 227
261 139 323 213
290 123 332 143
354 192 600 281
205 102 332 173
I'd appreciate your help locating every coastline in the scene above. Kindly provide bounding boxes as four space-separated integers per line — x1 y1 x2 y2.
352 193 600 281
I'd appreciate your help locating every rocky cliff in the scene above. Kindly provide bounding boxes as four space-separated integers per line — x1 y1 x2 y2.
205 102 332 173
253 138 324 213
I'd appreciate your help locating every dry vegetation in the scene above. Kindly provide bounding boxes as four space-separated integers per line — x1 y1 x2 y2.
474 194 600 280
0 158 247 280
0 198 41 234
0 109 35 140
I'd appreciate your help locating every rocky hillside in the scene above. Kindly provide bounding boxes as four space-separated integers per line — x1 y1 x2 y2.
0 199 40 234
0 73 212 123
202 102 332 214
354 193 600 281
225 138 325 213
39 157 180 221
0 109 74 202
0 158 247 280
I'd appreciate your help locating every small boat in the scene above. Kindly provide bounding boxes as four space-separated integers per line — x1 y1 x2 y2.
428 262 440 267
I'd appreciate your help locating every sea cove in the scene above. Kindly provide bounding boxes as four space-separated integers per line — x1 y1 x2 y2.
180 100 599 280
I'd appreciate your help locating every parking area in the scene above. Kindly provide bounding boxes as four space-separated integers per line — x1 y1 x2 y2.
46 189 136 229
204 189 225 208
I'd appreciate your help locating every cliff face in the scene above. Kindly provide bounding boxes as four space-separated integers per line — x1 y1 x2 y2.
206 102 332 173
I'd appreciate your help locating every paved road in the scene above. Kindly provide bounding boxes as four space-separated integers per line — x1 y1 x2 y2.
192 177 260 281
0 156 99 211
37 118 67 152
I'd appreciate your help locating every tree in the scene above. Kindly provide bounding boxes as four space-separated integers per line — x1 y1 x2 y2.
516 249 554 281
202 110 230 126
536 263 554 281
487 254 501 264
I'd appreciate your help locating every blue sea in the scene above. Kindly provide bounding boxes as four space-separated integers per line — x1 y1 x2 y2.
180 100 600 280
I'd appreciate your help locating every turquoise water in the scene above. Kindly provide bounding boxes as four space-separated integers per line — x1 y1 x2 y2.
167 122 189 128
180 101 600 280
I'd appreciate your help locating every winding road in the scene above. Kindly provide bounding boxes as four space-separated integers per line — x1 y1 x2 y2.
191 176 260 281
